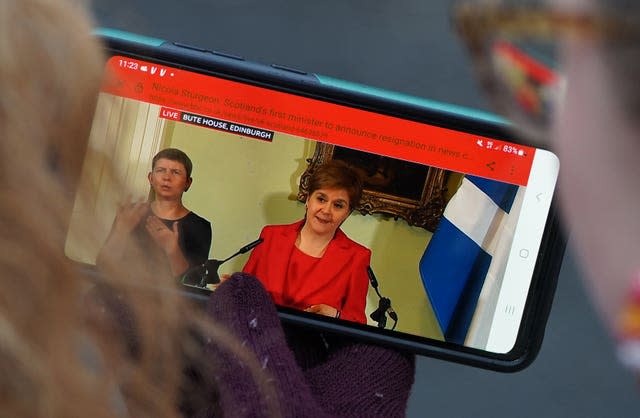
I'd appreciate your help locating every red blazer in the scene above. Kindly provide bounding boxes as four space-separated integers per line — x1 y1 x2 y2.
243 220 371 324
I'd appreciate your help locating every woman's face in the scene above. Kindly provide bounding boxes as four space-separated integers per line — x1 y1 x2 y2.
304 188 351 237
148 158 192 201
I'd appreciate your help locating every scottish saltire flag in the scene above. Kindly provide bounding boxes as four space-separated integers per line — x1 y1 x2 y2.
419 175 519 346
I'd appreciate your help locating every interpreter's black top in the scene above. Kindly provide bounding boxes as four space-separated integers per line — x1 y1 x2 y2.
134 211 212 269
159 211 212 267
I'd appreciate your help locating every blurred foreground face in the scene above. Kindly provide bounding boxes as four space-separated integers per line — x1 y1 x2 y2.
453 0 640 329
552 23 640 327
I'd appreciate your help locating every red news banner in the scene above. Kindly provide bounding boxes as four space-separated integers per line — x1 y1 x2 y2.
103 56 534 186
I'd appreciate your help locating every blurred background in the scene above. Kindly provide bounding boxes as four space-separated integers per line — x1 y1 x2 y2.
92 1 639 416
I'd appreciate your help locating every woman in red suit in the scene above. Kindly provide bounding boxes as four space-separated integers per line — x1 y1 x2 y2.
243 160 371 324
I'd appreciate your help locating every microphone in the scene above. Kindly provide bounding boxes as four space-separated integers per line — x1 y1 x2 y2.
367 266 398 330
367 266 382 298
181 238 263 288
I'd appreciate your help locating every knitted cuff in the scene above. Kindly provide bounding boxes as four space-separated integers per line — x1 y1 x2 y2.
304 342 416 418
203 273 328 418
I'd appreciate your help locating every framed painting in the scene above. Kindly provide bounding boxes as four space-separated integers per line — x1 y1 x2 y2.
297 143 449 232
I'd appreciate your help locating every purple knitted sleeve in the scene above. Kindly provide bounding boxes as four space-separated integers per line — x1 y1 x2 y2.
203 273 330 417
202 273 415 418
303 342 415 418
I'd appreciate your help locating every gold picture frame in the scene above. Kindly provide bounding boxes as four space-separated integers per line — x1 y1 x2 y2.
297 143 448 232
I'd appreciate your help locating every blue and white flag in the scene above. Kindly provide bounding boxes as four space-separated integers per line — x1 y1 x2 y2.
419 175 519 345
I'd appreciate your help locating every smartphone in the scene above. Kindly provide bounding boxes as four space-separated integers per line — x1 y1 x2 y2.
66 28 565 372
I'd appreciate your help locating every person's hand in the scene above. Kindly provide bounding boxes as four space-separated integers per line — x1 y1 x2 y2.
145 215 190 277
113 199 148 234
305 303 338 318
145 215 180 256
96 198 149 271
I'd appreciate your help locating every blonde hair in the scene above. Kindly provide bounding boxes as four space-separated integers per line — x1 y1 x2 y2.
0 1 277 417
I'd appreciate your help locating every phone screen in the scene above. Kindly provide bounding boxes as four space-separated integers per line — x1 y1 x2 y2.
66 46 561 364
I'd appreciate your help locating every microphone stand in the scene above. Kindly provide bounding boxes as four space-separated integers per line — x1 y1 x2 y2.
367 267 398 330
181 238 263 289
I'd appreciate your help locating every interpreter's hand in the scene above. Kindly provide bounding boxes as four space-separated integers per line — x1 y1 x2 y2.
145 215 180 256
305 303 338 318
113 199 148 234
95 198 149 271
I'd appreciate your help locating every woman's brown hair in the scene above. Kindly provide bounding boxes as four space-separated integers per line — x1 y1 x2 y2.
306 160 364 210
